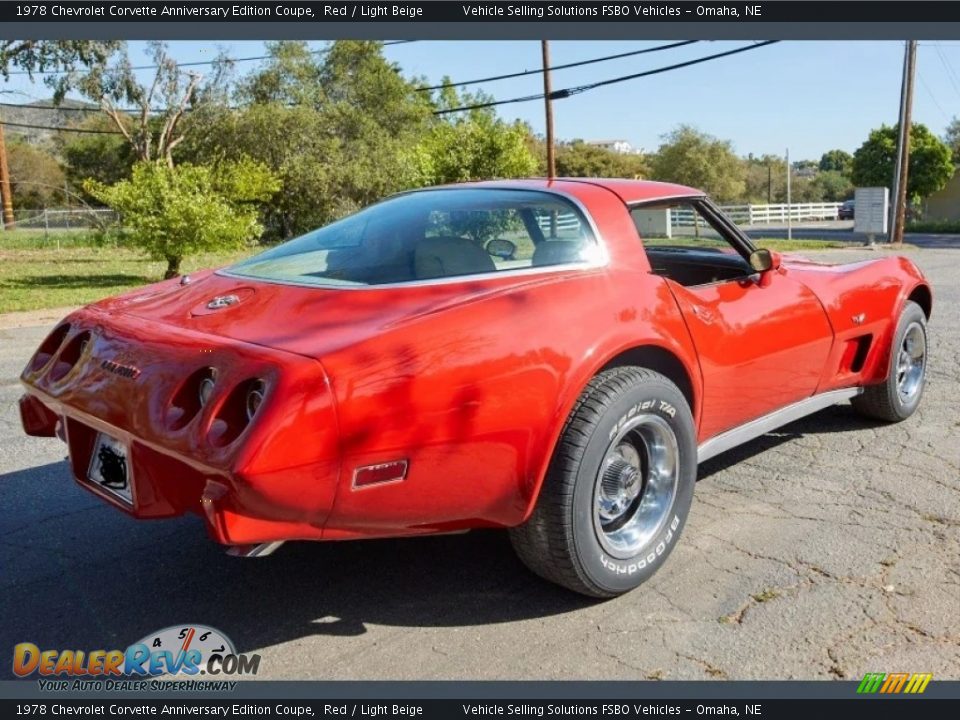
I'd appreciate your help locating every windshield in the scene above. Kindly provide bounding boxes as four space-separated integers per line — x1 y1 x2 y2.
226 188 599 287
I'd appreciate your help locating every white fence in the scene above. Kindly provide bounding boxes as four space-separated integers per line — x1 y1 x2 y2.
719 202 843 225
7 208 121 232
536 203 843 235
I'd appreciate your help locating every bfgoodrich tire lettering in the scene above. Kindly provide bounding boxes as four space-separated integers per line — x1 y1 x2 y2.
510 367 697 597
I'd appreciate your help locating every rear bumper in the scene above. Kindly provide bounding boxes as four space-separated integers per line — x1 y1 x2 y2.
19 307 341 546
21 389 339 546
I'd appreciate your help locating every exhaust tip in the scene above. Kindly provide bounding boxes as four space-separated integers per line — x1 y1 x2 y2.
225 541 285 558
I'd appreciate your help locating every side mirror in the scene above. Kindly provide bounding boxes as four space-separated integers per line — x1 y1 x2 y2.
748 249 781 287
486 238 517 261
749 248 774 272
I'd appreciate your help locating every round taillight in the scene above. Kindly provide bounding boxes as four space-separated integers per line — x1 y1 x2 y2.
198 375 216 407
48 331 92 382
167 367 217 430
208 377 268 447
245 380 266 421
29 323 71 373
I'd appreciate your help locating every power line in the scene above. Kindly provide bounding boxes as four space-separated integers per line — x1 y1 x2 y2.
917 71 951 122
434 41 780 116
416 41 698 92
1 41 701 113
2 42 779 133
933 42 960 102
3 40 416 76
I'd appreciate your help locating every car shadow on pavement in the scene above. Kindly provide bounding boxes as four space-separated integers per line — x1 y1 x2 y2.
0 461 595 674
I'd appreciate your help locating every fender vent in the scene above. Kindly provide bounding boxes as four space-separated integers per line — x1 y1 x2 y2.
850 335 873 373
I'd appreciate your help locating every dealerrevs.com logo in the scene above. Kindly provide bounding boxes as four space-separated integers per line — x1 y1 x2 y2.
13 625 260 691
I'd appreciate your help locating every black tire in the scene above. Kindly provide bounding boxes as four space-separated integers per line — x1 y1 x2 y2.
852 300 928 422
510 367 697 598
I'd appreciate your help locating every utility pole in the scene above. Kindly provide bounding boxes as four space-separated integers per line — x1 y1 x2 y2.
888 42 910 243
541 40 556 181
892 40 917 246
0 119 14 230
786 148 792 242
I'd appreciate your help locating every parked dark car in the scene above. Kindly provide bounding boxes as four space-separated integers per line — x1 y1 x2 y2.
838 199 855 220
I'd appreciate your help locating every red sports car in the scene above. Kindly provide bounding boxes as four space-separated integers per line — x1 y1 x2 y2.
19 179 931 597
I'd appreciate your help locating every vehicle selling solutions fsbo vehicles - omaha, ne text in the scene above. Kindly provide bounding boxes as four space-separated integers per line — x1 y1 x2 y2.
19 179 932 597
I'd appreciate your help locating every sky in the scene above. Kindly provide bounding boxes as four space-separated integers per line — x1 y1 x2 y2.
3 39 959 161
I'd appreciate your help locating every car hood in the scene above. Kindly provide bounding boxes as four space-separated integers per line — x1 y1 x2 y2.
93 268 574 359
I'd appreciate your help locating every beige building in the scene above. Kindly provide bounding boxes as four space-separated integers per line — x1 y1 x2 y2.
924 172 960 221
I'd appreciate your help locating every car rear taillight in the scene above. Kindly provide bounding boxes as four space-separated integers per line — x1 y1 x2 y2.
207 378 267 447
29 323 71 373
167 367 217 430
48 331 91 382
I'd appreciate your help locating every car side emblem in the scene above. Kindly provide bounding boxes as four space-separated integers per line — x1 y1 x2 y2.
852 313 866 325
207 295 239 310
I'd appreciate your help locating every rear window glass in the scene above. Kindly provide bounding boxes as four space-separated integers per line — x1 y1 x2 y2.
227 188 599 287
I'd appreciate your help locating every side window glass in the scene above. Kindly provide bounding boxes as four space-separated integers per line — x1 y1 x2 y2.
631 202 752 287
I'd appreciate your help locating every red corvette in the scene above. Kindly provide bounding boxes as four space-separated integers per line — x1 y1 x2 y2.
19 179 931 597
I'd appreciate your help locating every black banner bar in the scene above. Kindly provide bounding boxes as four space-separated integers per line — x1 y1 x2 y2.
1 699 958 719
2 1 960 24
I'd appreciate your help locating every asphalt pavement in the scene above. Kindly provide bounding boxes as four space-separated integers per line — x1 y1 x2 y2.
1 246 958 680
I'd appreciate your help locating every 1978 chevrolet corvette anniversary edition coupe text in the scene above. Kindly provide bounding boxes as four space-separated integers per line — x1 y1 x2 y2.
19 179 932 597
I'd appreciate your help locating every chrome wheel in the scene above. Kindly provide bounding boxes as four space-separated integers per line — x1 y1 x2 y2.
593 414 679 559
896 322 926 402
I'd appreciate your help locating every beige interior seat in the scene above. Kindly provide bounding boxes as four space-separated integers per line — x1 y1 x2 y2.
531 239 585 267
414 236 496 280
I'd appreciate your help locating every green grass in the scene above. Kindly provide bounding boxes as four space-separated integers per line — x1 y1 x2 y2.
0 230 255 313
905 219 960 234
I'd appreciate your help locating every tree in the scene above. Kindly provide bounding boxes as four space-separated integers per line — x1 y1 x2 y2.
945 116 960 164
744 154 787 203
808 170 854 202
7 141 66 209
648 125 745 202
68 41 232 167
182 103 343 239
84 160 279 278
555 140 647 179
182 41 434 238
819 149 853 175
851 123 954 202
61 114 138 196
0 41 119 87
414 80 538 185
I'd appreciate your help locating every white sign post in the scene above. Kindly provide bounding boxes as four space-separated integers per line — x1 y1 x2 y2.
853 187 889 246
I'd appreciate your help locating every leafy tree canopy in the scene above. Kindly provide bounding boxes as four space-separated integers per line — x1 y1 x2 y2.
84 160 279 278
945 116 960 164
555 141 647 179
7 141 66 210
851 123 954 201
819 149 853 175
0 40 120 91
649 125 746 202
